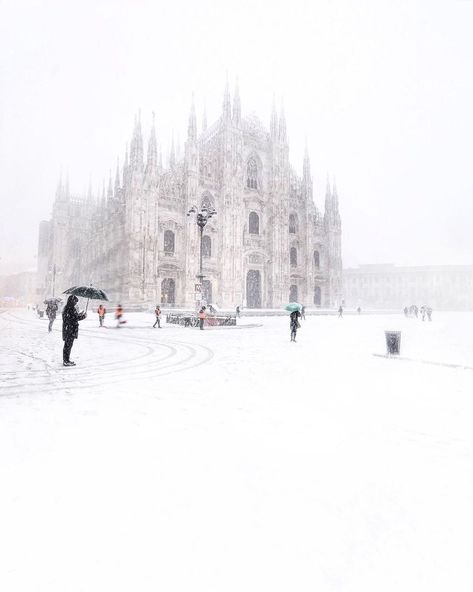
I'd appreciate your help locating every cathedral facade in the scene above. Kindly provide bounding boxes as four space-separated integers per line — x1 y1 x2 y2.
37 83 342 309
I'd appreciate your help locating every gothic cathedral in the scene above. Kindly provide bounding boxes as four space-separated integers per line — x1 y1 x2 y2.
37 82 342 309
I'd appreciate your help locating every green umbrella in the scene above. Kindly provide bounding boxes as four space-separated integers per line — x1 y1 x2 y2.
284 302 302 312
63 285 109 312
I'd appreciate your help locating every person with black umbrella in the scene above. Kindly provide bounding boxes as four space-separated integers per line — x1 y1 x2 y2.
62 295 87 366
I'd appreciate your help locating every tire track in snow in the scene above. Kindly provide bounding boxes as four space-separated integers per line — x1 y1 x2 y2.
1 310 214 396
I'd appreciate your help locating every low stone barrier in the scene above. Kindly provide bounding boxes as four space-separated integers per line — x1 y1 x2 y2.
166 313 236 327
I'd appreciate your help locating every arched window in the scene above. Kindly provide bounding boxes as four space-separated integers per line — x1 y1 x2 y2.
289 213 297 234
249 211 259 235
290 247 297 266
164 230 175 253
202 235 211 258
161 278 176 304
247 158 258 189
314 250 320 268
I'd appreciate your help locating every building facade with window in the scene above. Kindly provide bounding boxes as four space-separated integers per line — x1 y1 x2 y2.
37 83 342 308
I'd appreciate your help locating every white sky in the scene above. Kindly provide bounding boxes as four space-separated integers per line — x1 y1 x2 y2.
0 0 472 275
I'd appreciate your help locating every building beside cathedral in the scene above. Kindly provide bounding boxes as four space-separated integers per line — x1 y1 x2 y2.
37 83 342 309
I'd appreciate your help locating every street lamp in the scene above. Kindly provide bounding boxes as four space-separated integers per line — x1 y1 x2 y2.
187 204 217 296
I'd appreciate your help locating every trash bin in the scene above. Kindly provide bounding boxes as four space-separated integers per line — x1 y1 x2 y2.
385 330 401 355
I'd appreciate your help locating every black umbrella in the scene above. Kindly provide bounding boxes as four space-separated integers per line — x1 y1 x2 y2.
44 297 62 305
63 285 109 312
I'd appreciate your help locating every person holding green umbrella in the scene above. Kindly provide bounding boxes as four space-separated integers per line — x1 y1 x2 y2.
284 302 302 342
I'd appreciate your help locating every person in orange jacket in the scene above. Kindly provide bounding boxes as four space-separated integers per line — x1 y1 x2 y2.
198 306 206 330
115 304 124 328
97 304 106 327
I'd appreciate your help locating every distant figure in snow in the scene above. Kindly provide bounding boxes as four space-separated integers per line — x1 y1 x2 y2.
404 306 409 317
421 305 426 321
62 295 86 366
414 305 419 318
198 306 207 330
46 301 58 332
97 304 106 327
357 306 361 315
290 310 301 342
427 307 432 322
236 305 241 318
301 305 306 320
115 304 124 327
153 305 161 328
338 305 343 318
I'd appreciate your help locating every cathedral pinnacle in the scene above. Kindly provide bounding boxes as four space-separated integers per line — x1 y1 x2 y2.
130 112 144 171
233 79 241 127
202 103 207 132
222 76 231 122
270 95 278 139
188 95 197 140
279 104 287 142
114 157 120 197
146 113 158 172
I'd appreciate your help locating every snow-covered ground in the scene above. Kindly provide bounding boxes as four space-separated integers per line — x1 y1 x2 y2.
1 308 473 591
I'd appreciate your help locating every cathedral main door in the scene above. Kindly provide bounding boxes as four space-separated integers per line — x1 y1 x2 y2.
161 278 176 304
246 270 261 308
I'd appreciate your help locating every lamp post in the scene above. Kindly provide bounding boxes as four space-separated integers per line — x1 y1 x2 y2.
187 205 217 304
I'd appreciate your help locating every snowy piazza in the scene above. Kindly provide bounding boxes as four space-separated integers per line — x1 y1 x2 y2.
2 2 473 591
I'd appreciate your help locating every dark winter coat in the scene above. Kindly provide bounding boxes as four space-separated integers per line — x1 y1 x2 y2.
62 296 86 341
46 303 58 319
290 310 301 330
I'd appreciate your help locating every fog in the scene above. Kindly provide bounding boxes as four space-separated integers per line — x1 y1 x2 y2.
1 0 472 275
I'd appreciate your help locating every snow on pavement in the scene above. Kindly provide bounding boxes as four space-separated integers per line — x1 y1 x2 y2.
1 309 473 591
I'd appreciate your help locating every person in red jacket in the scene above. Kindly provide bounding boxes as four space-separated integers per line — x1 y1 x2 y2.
97 304 106 327
198 306 206 330
115 304 124 328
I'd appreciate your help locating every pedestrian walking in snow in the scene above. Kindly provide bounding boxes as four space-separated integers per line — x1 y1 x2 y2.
198 306 206 330
115 304 124 327
338 305 343 318
357 306 361 315
97 304 106 327
62 295 86 366
153 305 162 328
421 305 426 321
290 310 301 342
46 301 58 332
404 306 409 317
236 305 240 318
427 307 432 321
301 305 306 320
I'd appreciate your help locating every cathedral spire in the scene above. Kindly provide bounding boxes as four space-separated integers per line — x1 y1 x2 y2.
233 78 241 127
107 170 113 201
114 157 120 197
303 140 311 185
270 94 278 139
130 111 144 171
202 103 207 132
222 75 231 122
146 112 158 172
169 133 176 169
87 175 93 203
324 174 332 212
279 103 287 143
188 94 197 140
332 176 339 210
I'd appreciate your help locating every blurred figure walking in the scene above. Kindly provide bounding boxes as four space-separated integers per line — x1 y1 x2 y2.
115 304 124 327
338 305 343 318
290 309 301 342
46 301 58 333
198 306 207 330
153 305 162 328
97 304 106 327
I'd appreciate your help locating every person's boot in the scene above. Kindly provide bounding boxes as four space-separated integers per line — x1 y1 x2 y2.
63 361 76 367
